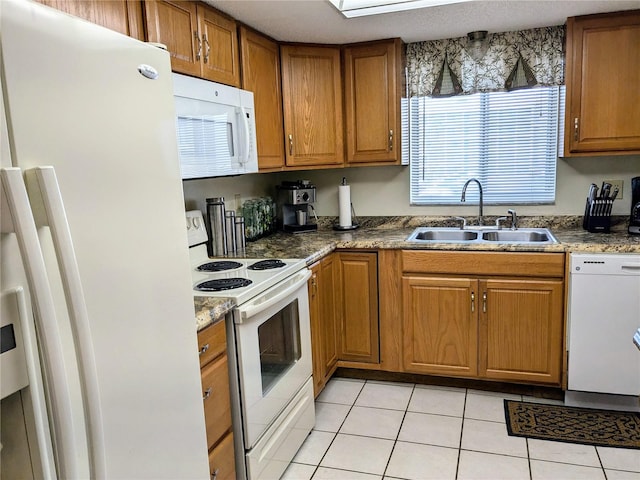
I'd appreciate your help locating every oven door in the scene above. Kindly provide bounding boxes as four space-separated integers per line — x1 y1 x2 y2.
233 268 312 449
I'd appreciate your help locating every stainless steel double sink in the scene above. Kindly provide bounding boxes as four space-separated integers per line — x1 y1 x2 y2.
406 227 558 244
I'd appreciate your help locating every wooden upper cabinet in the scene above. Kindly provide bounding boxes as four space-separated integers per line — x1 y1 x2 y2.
240 27 285 170
36 0 145 40
343 39 404 165
565 10 640 155
144 1 240 86
199 7 240 85
281 45 344 168
144 0 199 76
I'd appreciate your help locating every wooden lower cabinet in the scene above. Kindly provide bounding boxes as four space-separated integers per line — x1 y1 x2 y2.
337 252 379 364
309 256 339 396
479 278 564 384
402 276 477 377
400 251 565 386
208 432 235 480
197 320 235 478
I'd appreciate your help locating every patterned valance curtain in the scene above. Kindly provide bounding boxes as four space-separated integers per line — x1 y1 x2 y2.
406 25 565 97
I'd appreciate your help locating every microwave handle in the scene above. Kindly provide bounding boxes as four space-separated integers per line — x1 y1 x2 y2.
239 107 251 165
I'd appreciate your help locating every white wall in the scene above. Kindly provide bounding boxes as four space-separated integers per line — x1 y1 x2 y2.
183 154 640 217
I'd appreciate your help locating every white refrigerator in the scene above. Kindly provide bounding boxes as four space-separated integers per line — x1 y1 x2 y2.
0 1 209 478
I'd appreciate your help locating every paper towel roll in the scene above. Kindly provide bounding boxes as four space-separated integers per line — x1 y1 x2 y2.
338 184 352 227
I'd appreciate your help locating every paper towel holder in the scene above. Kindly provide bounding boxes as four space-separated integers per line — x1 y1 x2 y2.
333 203 359 231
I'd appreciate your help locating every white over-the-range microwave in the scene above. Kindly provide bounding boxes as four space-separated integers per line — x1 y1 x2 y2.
173 73 258 179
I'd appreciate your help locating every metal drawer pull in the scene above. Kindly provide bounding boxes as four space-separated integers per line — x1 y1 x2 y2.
203 34 210 63
389 129 394 151
482 292 487 313
288 134 293 155
194 32 202 61
199 343 210 356
211 468 219 480
574 118 579 141
471 292 475 312
203 387 212 400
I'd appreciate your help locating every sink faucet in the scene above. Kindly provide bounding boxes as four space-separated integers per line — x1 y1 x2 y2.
460 178 484 226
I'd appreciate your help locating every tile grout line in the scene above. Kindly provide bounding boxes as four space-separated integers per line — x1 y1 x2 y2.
454 387 468 480
381 383 417 479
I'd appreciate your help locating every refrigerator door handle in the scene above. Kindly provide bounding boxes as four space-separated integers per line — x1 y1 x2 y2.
11 286 57 480
27 166 107 480
1 167 81 479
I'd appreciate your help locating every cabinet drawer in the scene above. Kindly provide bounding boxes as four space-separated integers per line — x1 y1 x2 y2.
401 251 565 277
197 319 226 368
208 432 236 480
201 354 232 449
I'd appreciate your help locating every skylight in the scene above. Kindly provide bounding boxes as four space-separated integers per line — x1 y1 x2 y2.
329 0 474 18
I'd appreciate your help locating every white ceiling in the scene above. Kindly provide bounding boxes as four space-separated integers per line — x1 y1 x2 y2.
203 0 640 44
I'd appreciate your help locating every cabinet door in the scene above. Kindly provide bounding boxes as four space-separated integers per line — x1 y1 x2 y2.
281 45 344 167
198 5 240 86
144 0 200 77
566 11 640 155
308 264 324 396
309 257 339 397
479 279 563 385
240 27 285 170
337 252 379 363
344 40 402 165
37 0 145 40
208 432 236 480
402 276 478 377
201 354 232 450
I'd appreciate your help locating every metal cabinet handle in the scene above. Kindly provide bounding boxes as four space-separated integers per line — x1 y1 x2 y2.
471 292 475 312
389 129 394 151
311 275 318 297
199 343 209 356
573 117 579 141
203 34 210 63
288 134 293 156
203 387 212 400
211 468 219 480
482 292 487 313
194 32 202 61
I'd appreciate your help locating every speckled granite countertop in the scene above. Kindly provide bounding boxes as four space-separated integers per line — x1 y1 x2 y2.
194 296 234 331
194 215 640 330
240 215 640 264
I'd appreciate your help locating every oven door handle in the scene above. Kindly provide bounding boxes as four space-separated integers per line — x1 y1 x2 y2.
237 268 311 323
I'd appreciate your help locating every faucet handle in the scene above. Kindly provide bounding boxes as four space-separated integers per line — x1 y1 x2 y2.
453 216 467 229
507 209 518 230
495 216 509 228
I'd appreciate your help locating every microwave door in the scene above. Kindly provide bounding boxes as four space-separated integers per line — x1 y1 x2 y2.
175 99 240 179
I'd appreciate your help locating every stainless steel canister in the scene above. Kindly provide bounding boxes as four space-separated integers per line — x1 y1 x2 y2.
235 216 246 252
225 211 237 253
206 197 227 256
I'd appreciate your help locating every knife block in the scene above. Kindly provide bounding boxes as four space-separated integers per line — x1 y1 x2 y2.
583 198 613 233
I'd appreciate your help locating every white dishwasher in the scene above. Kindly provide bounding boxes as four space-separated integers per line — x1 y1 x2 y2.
568 253 640 397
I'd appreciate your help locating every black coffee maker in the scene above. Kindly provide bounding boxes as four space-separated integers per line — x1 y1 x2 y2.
629 177 640 235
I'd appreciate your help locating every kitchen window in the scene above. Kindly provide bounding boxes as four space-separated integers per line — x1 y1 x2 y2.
409 86 564 205
405 25 565 206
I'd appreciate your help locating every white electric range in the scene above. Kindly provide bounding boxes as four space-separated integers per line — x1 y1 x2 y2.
186 210 315 480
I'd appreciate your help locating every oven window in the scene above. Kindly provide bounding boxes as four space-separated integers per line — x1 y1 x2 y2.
258 299 301 395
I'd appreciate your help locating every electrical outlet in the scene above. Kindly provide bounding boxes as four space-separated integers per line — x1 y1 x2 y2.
604 179 623 200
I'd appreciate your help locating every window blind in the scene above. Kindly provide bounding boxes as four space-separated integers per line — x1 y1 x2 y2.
409 86 563 205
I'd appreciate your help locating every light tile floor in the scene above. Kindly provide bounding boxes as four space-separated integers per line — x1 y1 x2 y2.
282 378 640 480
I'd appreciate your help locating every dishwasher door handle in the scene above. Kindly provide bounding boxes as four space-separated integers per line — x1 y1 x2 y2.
621 264 640 271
